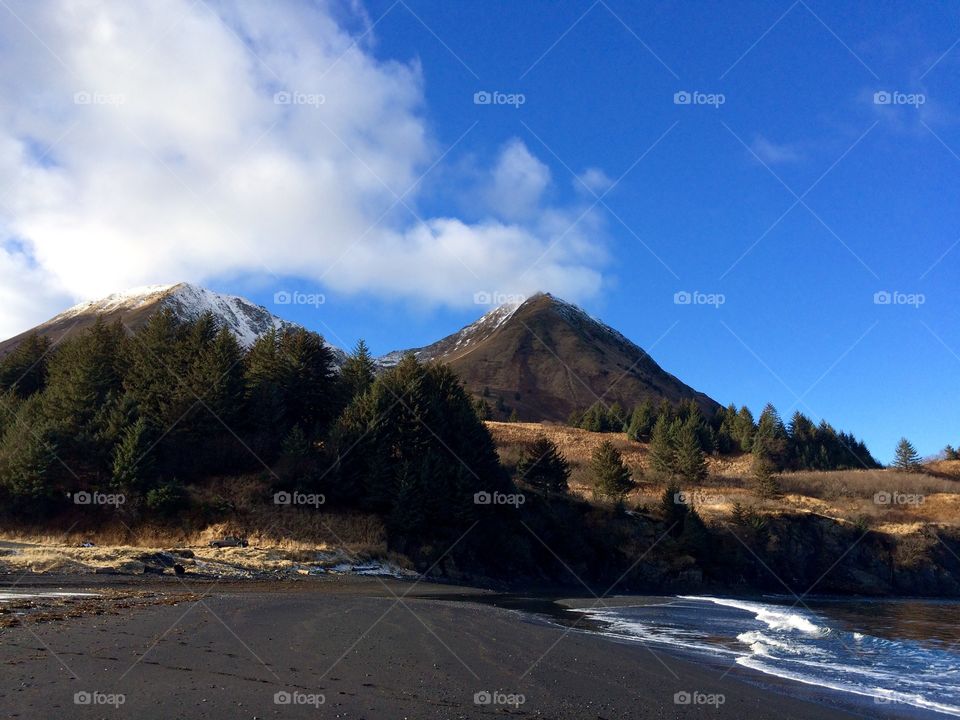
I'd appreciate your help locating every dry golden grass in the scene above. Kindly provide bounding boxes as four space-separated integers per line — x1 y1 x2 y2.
487 421 960 529
0 507 393 575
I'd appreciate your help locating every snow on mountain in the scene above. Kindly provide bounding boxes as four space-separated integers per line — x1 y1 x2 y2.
44 282 348 363
378 298 524 368
54 282 294 349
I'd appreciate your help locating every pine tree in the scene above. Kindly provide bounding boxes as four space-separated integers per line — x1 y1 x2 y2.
111 416 153 493
0 331 52 398
473 397 492 420
627 399 656 442
341 339 376 400
648 414 677 477
517 435 570 495
753 403 788 470
674 420 707 484
591 440 634 503
508 408 520 423
753 454 781 498
608 402 627 432
893 437 921 470
733 405 756 452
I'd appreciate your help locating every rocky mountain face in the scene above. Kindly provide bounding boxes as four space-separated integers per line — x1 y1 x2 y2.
384 292 719 421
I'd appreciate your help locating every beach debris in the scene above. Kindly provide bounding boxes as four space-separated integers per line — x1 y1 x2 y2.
209 536 249 548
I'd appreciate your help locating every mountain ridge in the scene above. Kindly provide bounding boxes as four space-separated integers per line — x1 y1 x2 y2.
0 285 718 420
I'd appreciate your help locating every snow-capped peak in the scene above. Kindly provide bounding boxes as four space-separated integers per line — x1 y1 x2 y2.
54 282 313 352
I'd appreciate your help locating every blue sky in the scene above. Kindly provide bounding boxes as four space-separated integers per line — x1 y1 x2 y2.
1 1 958 462
254 0 960 463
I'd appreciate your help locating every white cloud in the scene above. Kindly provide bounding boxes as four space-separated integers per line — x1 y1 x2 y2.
0 0 607 336
575 167 614 195
750 136 803 165
485 139 551 221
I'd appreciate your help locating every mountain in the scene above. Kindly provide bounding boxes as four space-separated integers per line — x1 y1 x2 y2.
1 286 717 420
383 292 719 421
0 283 346 364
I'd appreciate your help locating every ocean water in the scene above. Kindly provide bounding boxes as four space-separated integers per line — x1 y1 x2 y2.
575 595 960 717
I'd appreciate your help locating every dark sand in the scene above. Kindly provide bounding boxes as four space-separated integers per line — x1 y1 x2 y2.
0 577 917 719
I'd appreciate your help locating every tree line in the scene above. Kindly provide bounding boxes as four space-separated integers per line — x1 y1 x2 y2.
568 398 880 472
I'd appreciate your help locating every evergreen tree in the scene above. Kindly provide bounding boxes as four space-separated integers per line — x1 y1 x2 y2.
660 482 687 535
473 397 492 420
753 454 781 498
341 339 376 400
332 355 510 538
626 399 656 442
733 405 756 452
648 414 677 477
0 396 59 510
608 402 627 432
0 331 52 398
111 416 153 493
893 437 921 470
517 435 570 495
753 403 788 470
674 420 708 484
42 319 128 477
591 440 634 503
508 408 520 423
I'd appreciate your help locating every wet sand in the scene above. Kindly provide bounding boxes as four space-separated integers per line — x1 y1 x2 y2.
0 576 915 719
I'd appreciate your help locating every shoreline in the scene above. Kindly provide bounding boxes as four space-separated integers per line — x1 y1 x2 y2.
0 576 927 719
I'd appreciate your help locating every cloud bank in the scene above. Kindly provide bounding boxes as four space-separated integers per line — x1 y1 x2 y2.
0 0 606 336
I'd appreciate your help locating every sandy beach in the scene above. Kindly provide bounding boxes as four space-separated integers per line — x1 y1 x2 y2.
0 575 921 719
